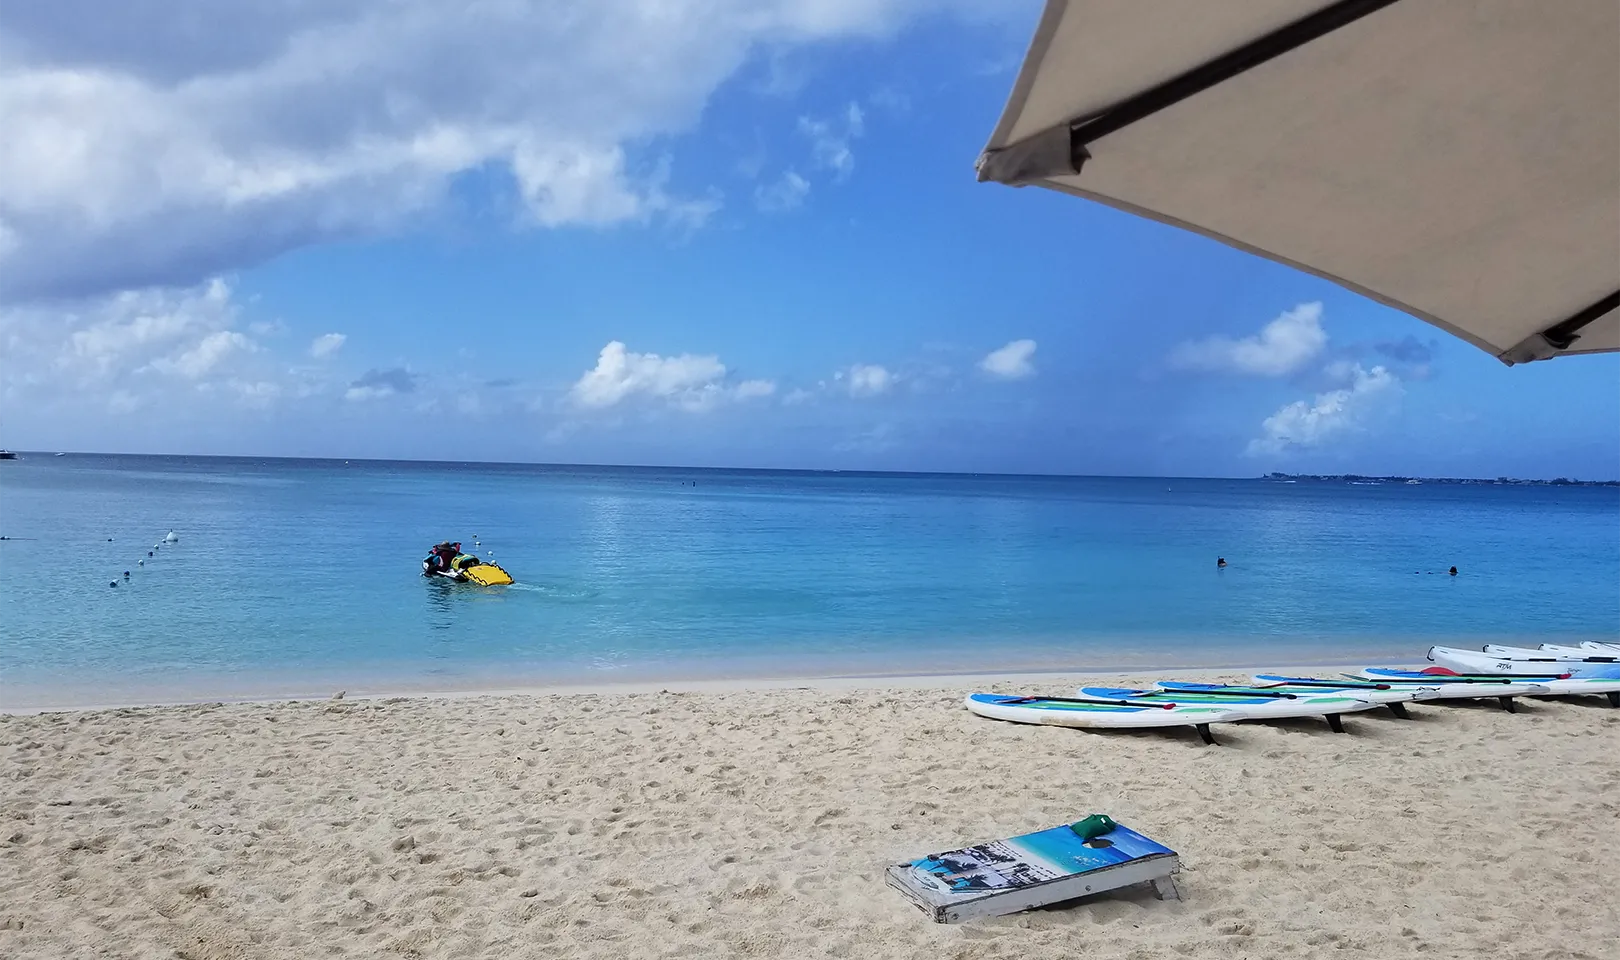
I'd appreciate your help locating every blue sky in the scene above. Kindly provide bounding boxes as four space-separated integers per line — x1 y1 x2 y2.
2 2 1615 478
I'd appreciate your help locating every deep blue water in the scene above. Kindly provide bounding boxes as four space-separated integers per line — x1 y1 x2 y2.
2 455 1616 706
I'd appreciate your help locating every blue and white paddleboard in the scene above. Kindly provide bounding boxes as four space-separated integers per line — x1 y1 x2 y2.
1084 685 1380 721
965 693 1243 730
1350 668 1552 699
1236 677 1441 704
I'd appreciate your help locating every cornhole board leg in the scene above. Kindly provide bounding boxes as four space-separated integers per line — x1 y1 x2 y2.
886 852 1181 924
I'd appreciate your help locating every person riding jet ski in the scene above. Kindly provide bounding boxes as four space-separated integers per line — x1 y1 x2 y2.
422 540 512 584
423 541 462 575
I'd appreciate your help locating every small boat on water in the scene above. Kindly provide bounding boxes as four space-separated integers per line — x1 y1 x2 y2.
0 450 17 460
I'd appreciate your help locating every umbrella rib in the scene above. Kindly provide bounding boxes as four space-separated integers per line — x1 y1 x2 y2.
1538 290 1620 351
1067 0 1404 160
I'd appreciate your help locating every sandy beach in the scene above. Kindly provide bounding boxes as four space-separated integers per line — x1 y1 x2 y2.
3 675 1618 959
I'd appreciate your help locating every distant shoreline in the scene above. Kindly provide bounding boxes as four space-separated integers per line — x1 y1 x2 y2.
1263 472 1618 487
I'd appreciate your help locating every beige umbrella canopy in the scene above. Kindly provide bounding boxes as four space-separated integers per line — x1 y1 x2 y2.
977 0 1619 364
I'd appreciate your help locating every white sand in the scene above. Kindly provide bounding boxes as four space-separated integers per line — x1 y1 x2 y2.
3 675 1617 959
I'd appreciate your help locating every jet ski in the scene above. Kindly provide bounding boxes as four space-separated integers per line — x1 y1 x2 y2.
422 541 513 586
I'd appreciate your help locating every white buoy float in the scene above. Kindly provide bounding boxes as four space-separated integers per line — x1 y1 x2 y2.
164 530 179 542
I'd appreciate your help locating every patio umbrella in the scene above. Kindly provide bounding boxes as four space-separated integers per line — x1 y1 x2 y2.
976 0 1619 363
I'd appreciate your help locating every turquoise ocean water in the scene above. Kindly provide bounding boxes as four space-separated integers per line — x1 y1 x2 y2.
2 455 1616 707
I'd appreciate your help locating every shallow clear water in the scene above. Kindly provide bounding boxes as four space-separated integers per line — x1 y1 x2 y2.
2 455 1616 705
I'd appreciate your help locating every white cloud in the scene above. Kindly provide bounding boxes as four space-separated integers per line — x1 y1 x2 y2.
309 332 347 359
979 338 1036 379
0 277 330 415
840 363 893 397
227 379 282 409
783 387 816 405
0 2 1010 301
734 379 777 400
1248 363 1402 456
754 170 810 213
798 102 865 180
568 340 770 412
1171 302 1327 377
149 329 255 379
3 277 239 385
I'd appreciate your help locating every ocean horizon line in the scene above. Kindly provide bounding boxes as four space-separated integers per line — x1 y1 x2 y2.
11 450 1618 485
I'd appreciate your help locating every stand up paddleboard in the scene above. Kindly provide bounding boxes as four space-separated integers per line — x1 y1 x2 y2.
1405 656 1620 707
964 693 1243 745
1154 680 1429 719
1349 669 1553 712
1429 645 1618 678
1523 642 1620 657
1083 685 1378 733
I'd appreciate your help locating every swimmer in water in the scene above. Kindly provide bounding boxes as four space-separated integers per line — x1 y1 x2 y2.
1216 557 1227 568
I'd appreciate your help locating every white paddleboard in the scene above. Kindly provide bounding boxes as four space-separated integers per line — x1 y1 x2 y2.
1430 645 1619 678
965 693 1243 730
1353 669 1553 699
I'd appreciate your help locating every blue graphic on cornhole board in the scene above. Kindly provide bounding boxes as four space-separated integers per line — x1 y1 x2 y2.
886 819 1182 923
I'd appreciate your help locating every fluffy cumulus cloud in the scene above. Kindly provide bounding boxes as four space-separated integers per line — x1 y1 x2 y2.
147 329 255 379
0 276 347 418
839 363 894 398
979 338 1036 379
0 1 1006 302
309 333 347 359
569 341 773 412
1247 364 1402 456
1171 302 1327 377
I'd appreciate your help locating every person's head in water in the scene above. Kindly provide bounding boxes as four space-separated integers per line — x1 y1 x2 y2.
1216 557 1227 568
1449 566 1458 576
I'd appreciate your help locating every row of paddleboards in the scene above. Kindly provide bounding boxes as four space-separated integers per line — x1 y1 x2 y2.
967 655 1620 744
1429 642 1620 676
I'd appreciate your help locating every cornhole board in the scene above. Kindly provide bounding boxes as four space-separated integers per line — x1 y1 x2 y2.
886 819 1181 923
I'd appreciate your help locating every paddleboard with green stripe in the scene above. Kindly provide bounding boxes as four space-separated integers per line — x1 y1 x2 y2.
1081 685 1379 723
1160 679 1435 705
965 693 1242 730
